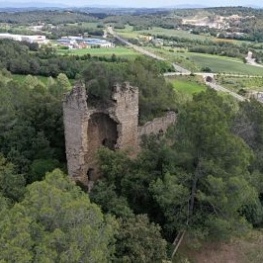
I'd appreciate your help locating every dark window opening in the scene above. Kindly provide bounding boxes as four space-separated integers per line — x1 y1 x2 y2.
102 138 116 150
87 168 94 181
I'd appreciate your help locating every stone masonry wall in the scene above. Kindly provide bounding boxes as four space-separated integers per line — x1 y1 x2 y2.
112 83 139 150
138 111 176 141
63 84 89 182
63 83 176 185
63 83 139 183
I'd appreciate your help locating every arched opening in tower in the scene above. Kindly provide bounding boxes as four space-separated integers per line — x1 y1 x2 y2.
86 113 118 173
88 113 118 150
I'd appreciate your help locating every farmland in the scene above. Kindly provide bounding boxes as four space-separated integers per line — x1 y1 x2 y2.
140 46 263 75
116 25 214 41
187 52 263 75
116 25 252 46
58 46 140 59
215 75 263 92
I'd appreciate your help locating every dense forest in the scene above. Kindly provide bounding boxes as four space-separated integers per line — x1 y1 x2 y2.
1 7 263 263
0 10 98 24
2 65 263 262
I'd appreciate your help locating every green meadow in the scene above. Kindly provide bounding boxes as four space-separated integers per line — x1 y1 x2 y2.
59 47 140 59
142 47 263 75
12 74 49 84
12 74 75 85
186 52 263 75
168 76 207 95
116 25 213 41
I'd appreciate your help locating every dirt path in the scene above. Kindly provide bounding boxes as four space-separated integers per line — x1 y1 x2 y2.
182 231 263 263
190 242 244 263
246 51 263 68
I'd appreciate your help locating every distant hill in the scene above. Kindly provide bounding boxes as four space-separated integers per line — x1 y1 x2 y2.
173 4 207 9
0 2 261 11
0 2 68 8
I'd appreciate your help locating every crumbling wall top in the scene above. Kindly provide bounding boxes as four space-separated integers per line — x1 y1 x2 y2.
63 84 88 111
112 82 139 101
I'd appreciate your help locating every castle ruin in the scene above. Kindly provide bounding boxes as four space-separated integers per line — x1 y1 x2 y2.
63 83 176 185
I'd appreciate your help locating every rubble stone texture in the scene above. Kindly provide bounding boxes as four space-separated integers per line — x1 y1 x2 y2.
63 83 176 185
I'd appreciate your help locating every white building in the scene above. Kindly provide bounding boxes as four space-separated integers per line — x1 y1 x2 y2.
0 33 49 44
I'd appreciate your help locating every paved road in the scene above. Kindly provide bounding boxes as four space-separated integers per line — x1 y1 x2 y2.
107 26 165 60
107 26 191 73
107 27 263 102
164 72 262 78
205 81 246 101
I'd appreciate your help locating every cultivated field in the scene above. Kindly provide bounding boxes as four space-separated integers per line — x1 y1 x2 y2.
216 75 263 92
187 52 263 75
141 46 263 75
116 25 251 46
116 25 213 41
58 46 140 59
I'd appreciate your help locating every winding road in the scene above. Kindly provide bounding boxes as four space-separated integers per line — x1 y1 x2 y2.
107 26 262 102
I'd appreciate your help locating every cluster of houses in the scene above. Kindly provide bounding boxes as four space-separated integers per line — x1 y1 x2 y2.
57 36 114 49
0 33 49 45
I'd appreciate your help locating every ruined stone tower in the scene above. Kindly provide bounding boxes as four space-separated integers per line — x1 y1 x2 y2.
63 82 139 184
63 83 176 185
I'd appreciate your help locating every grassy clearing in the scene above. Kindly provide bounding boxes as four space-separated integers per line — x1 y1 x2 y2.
12 74 75 85
12 74 49 84
58 47 140 59
179 230 263 263
78 22 100 28
167 76 207 95
115 25 139 38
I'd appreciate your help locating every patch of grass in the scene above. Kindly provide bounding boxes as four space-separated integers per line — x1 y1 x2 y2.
179 230 263 263
12 74 49 84
78 22 100 28
59 47 140 59
115 25 139 39
168 76 207 95
12 74 75 85
186 52 263 75
242 230 263 263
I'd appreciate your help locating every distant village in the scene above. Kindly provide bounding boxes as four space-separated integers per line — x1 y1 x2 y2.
0 32 115 49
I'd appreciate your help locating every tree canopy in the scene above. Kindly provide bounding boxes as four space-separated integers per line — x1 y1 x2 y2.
0 169 116 263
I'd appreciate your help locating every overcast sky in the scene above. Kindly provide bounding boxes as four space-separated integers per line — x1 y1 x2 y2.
1 0 262 8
